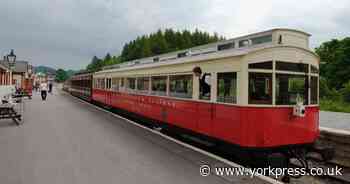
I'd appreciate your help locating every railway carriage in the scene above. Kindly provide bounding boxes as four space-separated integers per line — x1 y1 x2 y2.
68 72 93 101
76 28 322 170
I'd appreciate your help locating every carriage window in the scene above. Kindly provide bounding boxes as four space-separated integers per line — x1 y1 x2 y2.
112 78 119 91
310 76 318 104
120 78 125 87
276 74 308 105
249 73 272 104
106 78 112 89
199 73 211 100
127 78 136 90
276 61 308 73
151 76 167 96
177 52 188 58
100 79 105 89
170 75 193 99
217 72 237 104
239 40 250 47
311 65 319 74
248 61 273 70
218 42 235 51
137 77 150 93
251 35 272 45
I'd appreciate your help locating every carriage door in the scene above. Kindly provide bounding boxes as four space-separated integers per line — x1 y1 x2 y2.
105 78 112 105
197 73 214 136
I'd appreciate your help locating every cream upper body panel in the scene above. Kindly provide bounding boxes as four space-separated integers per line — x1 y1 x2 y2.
272 29 310 50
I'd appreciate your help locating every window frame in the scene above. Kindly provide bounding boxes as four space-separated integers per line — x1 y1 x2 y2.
169 74 193 99
248 72 273 105
137 76 150 94
216 72 237 104
275 73 309 105
151 76 168 96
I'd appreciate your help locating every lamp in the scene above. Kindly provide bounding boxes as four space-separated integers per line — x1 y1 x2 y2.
7 49 16 70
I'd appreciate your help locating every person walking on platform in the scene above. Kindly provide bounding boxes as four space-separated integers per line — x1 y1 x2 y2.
40 81 48 100
48 82 53 94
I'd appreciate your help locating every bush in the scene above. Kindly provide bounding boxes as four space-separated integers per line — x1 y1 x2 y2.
320 78 331 98
320 99 350 113
328 88 343 102
340 81 350 103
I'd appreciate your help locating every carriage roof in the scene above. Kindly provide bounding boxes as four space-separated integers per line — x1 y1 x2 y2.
95 28 315 75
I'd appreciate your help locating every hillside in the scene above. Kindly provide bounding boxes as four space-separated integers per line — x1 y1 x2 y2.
34 66 56 74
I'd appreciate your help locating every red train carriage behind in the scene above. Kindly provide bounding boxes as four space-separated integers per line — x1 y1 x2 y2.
68 71 93 101
70 29 324 171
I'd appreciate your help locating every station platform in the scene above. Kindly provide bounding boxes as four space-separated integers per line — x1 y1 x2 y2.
0 90 271 184
320 111 350 130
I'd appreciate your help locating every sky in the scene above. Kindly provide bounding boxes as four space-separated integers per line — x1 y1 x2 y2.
0 0 349 70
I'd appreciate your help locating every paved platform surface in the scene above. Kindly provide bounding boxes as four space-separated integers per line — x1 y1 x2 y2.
320 111 350 130
0 90 268 184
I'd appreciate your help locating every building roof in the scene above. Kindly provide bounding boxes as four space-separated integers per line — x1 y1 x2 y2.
0 63 9 71
0 60 29 73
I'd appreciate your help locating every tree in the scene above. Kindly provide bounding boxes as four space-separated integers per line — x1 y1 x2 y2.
86 56 103 72
85 28 224 70
315 37 350 89
55 69 69 82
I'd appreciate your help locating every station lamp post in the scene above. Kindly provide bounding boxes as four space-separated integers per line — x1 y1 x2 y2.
6 49 16 85
27 65 32 78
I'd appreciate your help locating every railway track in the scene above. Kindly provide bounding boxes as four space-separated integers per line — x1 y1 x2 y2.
289 127 350 184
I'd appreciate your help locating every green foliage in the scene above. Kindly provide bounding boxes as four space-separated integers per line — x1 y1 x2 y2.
120 28 223 62
85 28 223 72
315 37 350 90
340 81 350 103
316 37 350 112
319 77 331 98
55 69 69 82
86 56 102 72
320 99 350 113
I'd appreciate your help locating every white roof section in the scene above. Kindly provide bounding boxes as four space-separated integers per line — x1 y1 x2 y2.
97 28 312 74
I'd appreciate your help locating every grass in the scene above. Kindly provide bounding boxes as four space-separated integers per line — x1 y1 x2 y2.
320 99 350 113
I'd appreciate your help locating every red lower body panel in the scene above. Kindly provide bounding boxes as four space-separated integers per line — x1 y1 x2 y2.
92 89 319 148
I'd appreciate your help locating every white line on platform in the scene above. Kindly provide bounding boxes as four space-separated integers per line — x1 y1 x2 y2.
65 91 283 184
320 127 350 136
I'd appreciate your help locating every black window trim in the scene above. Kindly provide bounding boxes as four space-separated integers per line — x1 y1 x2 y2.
275 61 309 73
248 61 273 70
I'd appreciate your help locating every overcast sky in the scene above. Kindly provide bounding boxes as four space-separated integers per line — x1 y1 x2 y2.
0 0 349 70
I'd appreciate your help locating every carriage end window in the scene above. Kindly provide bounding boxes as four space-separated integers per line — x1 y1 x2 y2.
311 65 319 74
249 73 272 104
217 72 237 104
310 76 318 104
151 76 167 96
170 75 193 99
276 74 308 105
